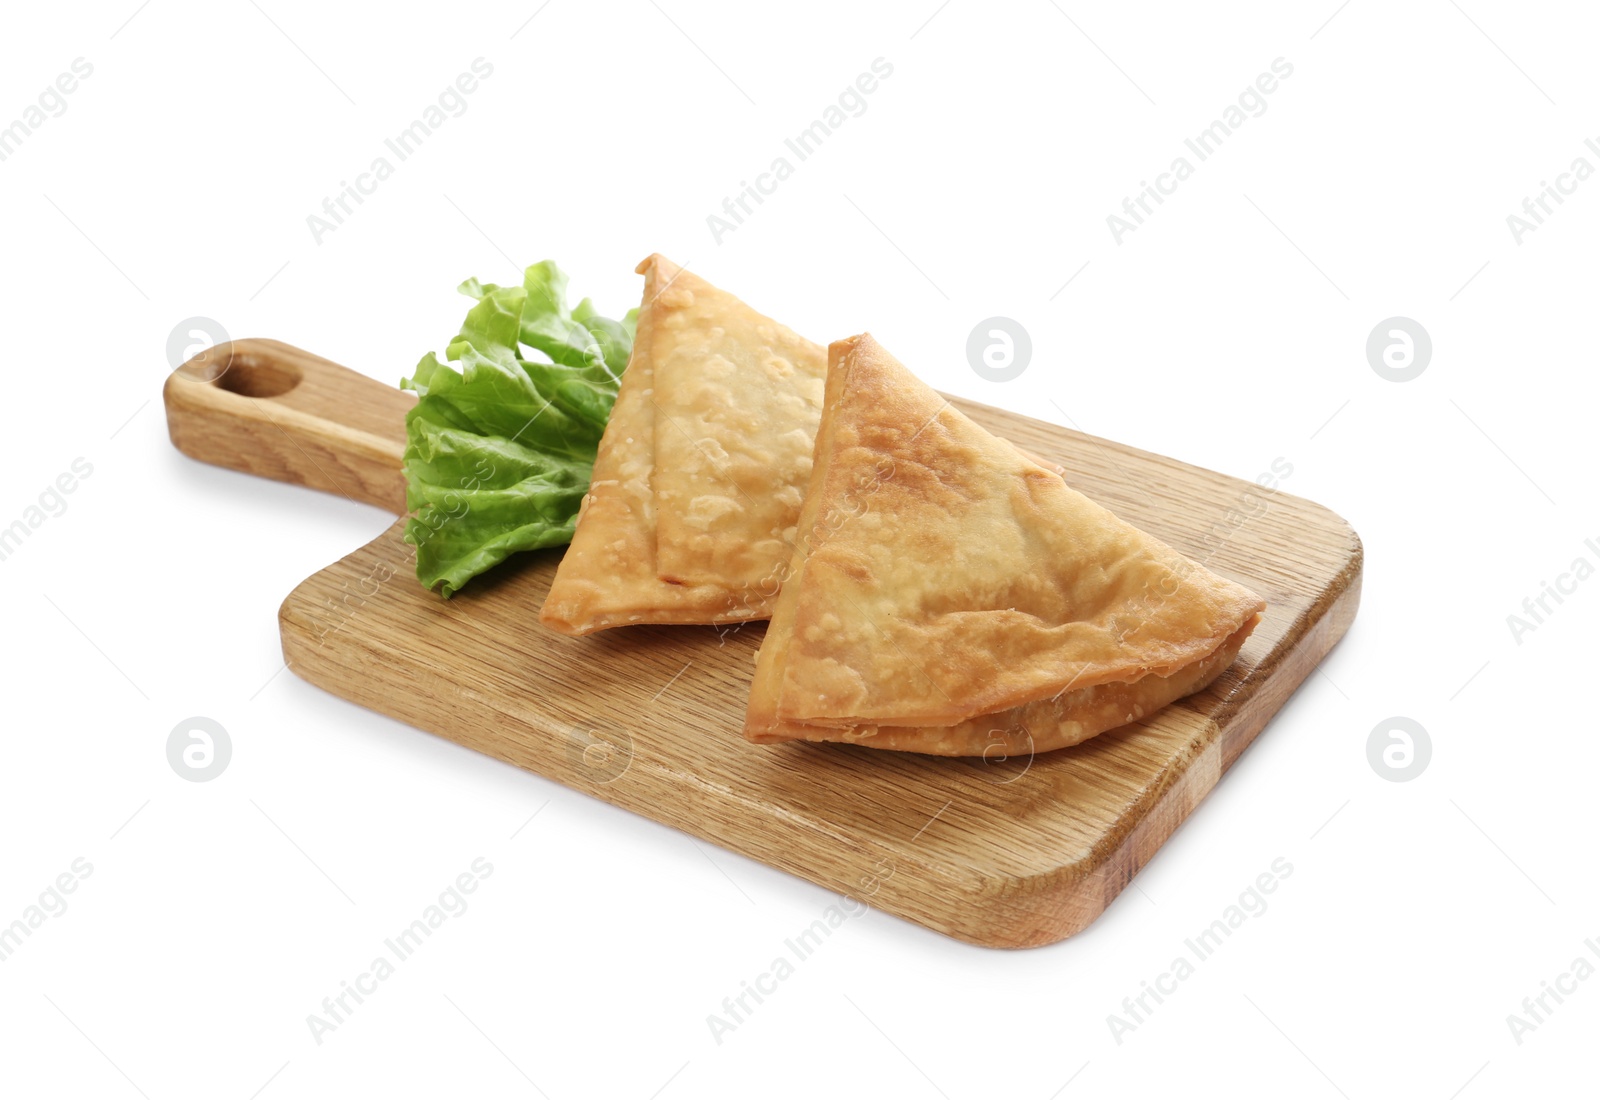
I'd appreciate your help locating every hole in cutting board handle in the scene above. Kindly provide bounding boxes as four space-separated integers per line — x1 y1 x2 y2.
208 348 302 399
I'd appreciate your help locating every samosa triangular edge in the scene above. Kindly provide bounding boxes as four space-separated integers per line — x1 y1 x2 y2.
747 333 1267 733
540 256 767 635
647 257 827 590
747 616 1258 755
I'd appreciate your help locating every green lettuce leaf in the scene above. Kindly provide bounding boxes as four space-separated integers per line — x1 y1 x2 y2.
401 262 636 596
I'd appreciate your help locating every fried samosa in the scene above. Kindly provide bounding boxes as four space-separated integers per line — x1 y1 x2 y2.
744 334 1265 756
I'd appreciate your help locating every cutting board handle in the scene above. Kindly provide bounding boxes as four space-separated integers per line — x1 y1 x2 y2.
164 339 417 514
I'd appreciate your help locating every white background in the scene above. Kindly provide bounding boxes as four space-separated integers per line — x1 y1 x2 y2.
1 1 1594 1097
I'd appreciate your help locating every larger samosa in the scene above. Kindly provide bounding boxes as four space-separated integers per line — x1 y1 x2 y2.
744 334 1267 756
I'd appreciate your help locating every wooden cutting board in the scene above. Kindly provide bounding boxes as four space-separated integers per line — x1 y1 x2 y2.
165 339 1361 948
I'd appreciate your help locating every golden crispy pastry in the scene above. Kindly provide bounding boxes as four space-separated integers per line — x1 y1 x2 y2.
648 257 827 590
744 334 1266 755
1015 448 1066 478
751 618 1257 756
539 258 762 635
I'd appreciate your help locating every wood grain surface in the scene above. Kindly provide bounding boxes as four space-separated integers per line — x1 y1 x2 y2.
167 339 1362 948
164 339 415 512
